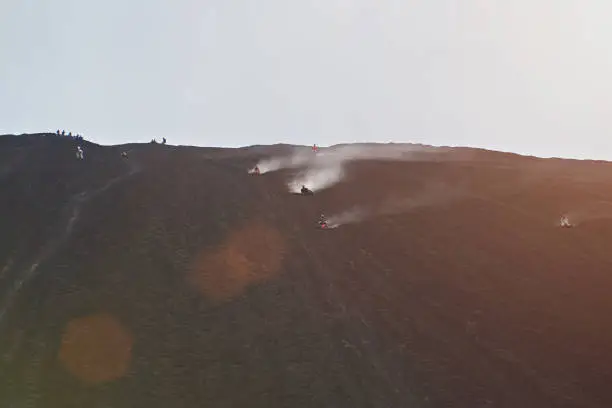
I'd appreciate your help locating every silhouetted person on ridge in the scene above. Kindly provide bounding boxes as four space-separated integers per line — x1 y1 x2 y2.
162 137 167 144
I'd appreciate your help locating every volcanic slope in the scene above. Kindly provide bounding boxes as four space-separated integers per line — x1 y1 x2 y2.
4 134 612 407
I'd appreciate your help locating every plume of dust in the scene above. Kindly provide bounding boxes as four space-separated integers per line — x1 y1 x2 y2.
255 149 314 174
326 207 368 229
256 144 425 175
562 201 612 226
290 144 429 193
250 144 434 194
325 182 466 229
287 164 345 193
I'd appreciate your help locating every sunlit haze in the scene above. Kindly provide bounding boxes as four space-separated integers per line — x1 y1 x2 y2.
2 1 612 160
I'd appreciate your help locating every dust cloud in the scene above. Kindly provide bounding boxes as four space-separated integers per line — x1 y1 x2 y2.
326 183 465 229
287 163 345 193
562 201 612 226
253 144 429 193
326 207 368 229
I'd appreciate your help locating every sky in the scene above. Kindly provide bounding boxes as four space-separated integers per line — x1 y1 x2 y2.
2 1 612 160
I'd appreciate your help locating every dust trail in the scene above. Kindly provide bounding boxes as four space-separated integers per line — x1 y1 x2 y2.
286 144 431 193
253 144 430 192
326 207 368 229
256 144 425 175
0 160 142 327
287 163 345 193
255 149 314 174
247 144 433 193
326 183 466 229
562 201 612 226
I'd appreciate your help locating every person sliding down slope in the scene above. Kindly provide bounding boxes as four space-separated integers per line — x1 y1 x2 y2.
301 185 313 195
76 146 84 160
318 213 328 229
560 215 572 228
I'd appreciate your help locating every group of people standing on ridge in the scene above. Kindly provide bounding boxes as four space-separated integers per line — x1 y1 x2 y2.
56 129 84 142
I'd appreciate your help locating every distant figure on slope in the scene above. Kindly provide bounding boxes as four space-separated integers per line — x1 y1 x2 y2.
76 146 84 160
252 165 260 175
121 151 128 159
312 144 319 153
162 137 167 145
560 215 572 228
301 185 314 195
319 213 328 228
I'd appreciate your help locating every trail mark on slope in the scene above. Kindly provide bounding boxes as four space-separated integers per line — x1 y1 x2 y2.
0 160 142 327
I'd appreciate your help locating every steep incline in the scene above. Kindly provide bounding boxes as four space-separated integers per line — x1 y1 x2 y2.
3 134 612 407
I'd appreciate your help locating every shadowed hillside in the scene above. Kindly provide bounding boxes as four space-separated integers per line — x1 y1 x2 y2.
3 133 612 407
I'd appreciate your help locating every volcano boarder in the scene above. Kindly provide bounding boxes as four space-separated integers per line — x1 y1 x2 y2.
560 215 573 228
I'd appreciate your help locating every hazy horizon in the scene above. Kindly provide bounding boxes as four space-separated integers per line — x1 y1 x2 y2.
3 1 612 160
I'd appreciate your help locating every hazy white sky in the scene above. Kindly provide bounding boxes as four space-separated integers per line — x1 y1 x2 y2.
2 1 612 159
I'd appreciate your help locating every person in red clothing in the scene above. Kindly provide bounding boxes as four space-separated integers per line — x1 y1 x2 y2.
318 213 328 228
249 165 260 175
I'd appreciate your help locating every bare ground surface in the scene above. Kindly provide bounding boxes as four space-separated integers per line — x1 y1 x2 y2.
3 134 612 407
